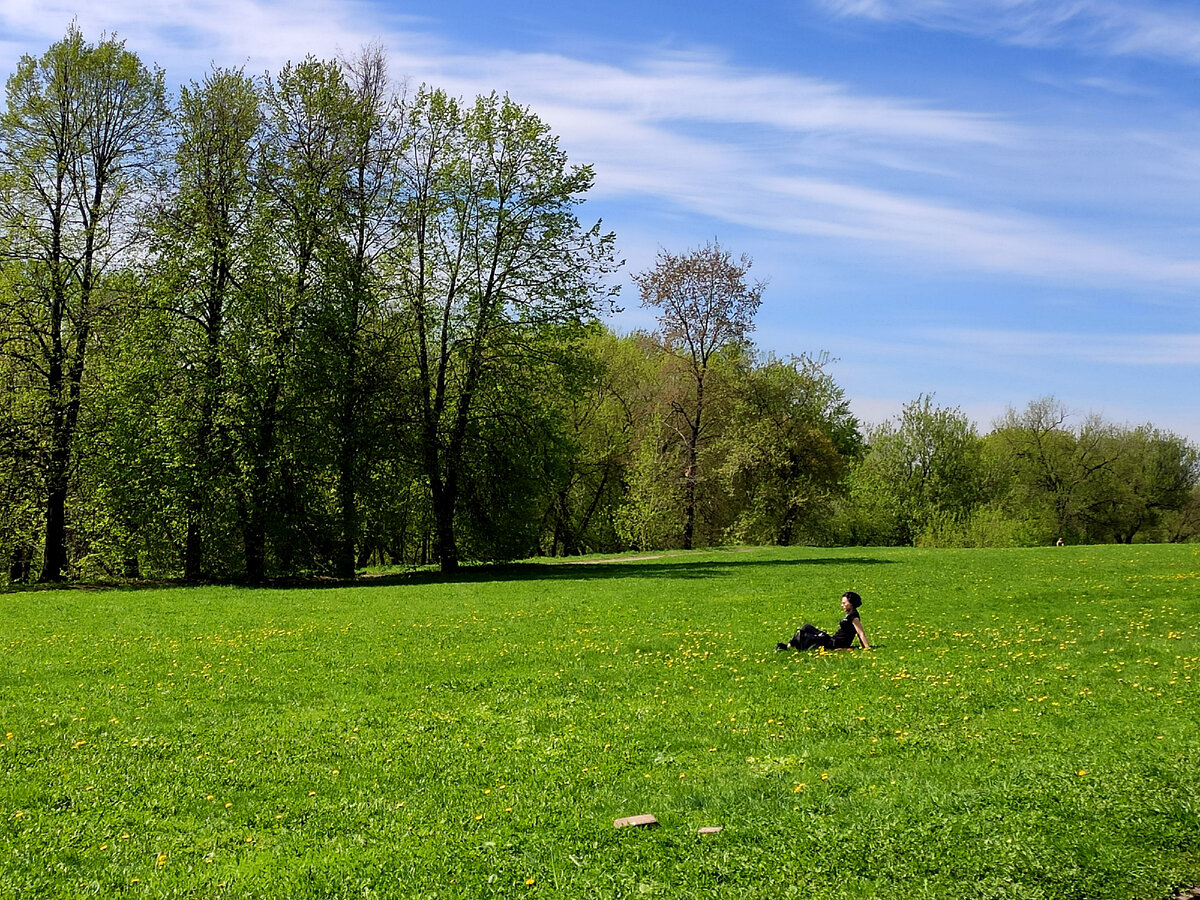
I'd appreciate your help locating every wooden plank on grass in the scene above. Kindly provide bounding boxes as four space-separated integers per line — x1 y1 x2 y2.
614 814 658 828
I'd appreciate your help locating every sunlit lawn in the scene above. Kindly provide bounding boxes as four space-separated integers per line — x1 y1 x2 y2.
2 544 1198 898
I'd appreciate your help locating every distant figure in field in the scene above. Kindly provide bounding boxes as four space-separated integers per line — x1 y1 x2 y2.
1055 537 1064 546
776 591 870 651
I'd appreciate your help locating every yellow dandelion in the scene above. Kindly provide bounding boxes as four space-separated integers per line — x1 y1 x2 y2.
525 877 535 885
156 852 167 867
1077 769 1087 777
793 783 806 793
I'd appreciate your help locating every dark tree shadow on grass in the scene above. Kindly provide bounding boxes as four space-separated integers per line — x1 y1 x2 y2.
1 552 894 594
351 553 895 589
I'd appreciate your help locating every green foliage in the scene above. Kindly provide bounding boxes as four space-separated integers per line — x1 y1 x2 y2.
535 328 643 557
1164 485 1200 543
153 65 265 579
0 25 169 581
722 354 862 547
397 86 620 571
454 340 579 561
633 242 764 550
2 545 1198 898
913 505 1023 549
1 31 1195 581
985 398 1200 546
615 408 686 551
846 395 982 546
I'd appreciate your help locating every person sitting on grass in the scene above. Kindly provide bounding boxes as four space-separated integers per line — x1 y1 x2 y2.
776 591 871 651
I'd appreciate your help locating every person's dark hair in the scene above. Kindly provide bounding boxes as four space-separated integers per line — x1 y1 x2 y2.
843 591 862 609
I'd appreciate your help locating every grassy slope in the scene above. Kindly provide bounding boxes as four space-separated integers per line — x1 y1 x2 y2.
1 544 1198 899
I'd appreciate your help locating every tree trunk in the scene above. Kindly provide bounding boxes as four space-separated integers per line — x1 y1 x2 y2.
682 464 696 551
682 375 704 551
243 512 266 582
184 515 202 580
243 402 278 583
431 478 459 573
333 336 359 580
39 280 71 582
335 440 358 579
40 354 82 582
39 469 69 582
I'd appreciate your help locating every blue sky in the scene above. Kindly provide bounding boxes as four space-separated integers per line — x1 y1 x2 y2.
2 0 1199 439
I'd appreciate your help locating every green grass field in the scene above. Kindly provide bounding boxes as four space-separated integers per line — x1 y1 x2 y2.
2 545 1198 899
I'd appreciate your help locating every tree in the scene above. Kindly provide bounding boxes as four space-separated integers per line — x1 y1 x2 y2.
0 25 167 581
633 241 763 550
722 353 862 546
847 394 982 545
1076 426 1196 543
395 87 618 572
152 66 263 578
229 55 355 580
988 398 1120 544
538 328 649 556
991 403 1199 545
1164 484 1200 543
320 44 408 578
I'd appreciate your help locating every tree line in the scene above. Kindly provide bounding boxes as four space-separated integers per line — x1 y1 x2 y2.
1 29 1196 584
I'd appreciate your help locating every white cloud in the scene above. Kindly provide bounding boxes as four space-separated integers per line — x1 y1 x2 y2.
919 328 1200 366
0 0 431 77
7 0 1200 296
817 0 1200 67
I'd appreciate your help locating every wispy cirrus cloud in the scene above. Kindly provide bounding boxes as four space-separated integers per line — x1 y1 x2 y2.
921 328 1200 366
8 0 1200 296
817 0 1200 67
0 0 431 77
397 47 1200 292
420 50 1014 145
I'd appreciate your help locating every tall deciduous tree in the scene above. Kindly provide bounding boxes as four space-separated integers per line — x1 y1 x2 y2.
989 397 1113 543
227 56 355 580
539 327 648 556
154 66 263 578
396 88 618 572
1093 426 1198 543
633 241 762 550
722 353 862 546
0 25 167 581
322 44 408 579
848 394 982 545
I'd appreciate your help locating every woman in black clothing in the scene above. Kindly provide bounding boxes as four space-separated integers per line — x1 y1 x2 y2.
777 591 870 651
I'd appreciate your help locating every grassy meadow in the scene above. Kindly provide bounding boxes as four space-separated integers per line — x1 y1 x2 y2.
2 544 1198 899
